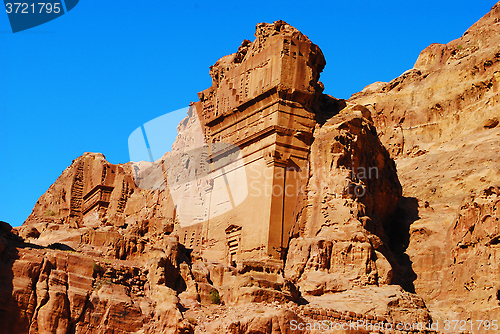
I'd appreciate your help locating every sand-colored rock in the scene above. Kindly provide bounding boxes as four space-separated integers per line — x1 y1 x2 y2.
284 110 402 293
430 186 500 322
7 2 500 330
351 3 500 159
0 229 197 334
348 1 500 327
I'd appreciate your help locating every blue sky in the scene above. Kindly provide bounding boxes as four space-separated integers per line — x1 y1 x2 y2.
1 0 497 226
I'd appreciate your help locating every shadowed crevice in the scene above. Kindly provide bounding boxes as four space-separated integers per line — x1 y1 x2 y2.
387 197 419 293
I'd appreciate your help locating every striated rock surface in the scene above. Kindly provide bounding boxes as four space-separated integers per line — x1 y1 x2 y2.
1 220 195 334
5 20 419 334
284 108 402 295
6 2 500 331
349 0 500 327
350 2 500 159
436 186 500 321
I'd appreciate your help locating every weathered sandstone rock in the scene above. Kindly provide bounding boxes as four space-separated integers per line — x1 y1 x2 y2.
349 1 500 326
351 3 500 158
284 109 402 293
9 1 500 329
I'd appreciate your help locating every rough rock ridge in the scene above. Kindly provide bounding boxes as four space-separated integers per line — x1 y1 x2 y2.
351 0 500 326
284 109 402 295
5 20 423 334
4 3 500 332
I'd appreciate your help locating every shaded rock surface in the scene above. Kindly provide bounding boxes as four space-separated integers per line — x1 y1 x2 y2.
284 109 403 294
350 0 500 326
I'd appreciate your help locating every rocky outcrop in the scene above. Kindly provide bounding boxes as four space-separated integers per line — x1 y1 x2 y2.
2 21 361 334
348 0 500 326
284 106 402 294
0 221 196 334
7 2 500 331
351 2 500 158
435 186 500 321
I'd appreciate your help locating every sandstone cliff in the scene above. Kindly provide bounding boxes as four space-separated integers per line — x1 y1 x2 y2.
3 3 500 332
350 0 500 326
284 109 402 294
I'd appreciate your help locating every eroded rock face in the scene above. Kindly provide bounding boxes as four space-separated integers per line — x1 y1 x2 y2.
436 186 500 321
285 108 402 294
1 21 345 334
8 2 500 330
349 0 500 325
350 3 500 158
0 223 196 334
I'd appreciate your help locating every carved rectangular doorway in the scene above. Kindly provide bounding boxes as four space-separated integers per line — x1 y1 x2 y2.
225 225 242 267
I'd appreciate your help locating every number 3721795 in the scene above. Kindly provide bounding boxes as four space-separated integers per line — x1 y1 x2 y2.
5 3 61 14
444 320 499 331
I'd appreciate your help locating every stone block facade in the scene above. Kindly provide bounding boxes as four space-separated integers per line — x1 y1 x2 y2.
176 21 326 264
